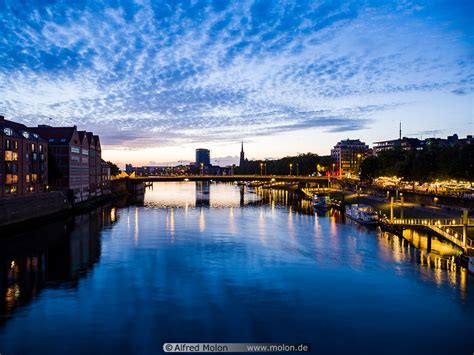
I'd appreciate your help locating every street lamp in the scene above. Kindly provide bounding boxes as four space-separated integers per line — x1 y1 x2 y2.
332 163 336 176
296 163 299 176
289 163 293 176
260 162 263 176
200 162 204 176
356 153 362 176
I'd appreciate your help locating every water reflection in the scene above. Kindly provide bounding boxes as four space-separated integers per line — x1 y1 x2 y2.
0 205 116 322
0 182 473 354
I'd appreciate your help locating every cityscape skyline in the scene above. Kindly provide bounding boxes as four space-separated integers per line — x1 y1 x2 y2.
0 0 473 166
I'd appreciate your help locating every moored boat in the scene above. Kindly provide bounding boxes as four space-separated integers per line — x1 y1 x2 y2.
312 194 331 209
345 204 379 225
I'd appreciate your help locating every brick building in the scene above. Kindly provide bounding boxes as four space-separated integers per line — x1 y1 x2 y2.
30 125 90 202
0 116 48 198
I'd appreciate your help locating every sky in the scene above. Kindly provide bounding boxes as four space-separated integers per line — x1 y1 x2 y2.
0 0 473 167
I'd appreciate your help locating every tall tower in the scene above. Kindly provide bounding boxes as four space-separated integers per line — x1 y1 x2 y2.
239 142 245 167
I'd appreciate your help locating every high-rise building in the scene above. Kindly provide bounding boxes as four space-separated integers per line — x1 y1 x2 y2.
195 148 210 167
331 139 369 176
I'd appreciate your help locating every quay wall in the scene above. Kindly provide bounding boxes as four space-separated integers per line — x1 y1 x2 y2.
0 192 71 228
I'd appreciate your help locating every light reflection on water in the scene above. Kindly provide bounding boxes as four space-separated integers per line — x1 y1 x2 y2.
0 182 473 354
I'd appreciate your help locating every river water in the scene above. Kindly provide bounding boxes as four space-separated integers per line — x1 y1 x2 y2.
0 182 473 354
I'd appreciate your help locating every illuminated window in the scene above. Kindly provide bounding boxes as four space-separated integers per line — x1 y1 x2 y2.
3 127 12 136
6 174 18 184
71 147 80 154
13 141 18 150
5 139 11 150
31 143 36 152
22 132 29 139
31 174 38 183
39 144 43 152
26 174 30 183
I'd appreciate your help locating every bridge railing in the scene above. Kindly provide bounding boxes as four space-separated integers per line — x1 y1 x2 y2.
386 217 471 249
389 218 472 227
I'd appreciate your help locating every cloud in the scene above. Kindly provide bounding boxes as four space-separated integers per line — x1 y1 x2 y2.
0 0 472 150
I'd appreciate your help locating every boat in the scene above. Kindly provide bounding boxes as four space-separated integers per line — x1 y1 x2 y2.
312 194 331 209
345 204 379 225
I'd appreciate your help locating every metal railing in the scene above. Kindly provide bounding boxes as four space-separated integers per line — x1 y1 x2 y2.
389 218 473 227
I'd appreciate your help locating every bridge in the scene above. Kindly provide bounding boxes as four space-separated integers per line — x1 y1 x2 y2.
130 174 330 184
382 217 474 253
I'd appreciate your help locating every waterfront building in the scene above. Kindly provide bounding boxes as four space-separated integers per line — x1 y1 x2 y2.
30 125 90 202
93 135 102 193
77 131 90 201
101 159 111 193
195 148 210 167
331 139 369 176
85 133 102 197
373 134 473 156
0 116 48 197
373 137 421 156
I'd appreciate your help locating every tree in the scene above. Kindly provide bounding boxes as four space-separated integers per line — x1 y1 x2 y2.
106 161 120 176
359 156 379 182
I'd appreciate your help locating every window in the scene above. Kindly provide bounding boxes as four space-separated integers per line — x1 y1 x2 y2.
13 141 18 150
32 153 38 161
26 174 30 183
5 151 18 161
22 132 29 139
49 138 54 143
5 185 17 194
31 143 36 152
31 174 38 183
6 174 18 184
82 149 89 156
71 146 80 154
25 153 29 161
5 139 11 150
3 127 12 136
6 163 18 173
60 138 66 143
39 144 43 152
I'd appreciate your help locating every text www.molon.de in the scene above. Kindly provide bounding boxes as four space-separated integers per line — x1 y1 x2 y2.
163 343 311 353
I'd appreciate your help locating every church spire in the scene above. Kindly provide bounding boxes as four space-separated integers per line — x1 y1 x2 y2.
240 141 245 167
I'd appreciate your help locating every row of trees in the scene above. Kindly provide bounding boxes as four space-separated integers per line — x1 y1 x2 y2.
360 145 474 182
235 153 335 176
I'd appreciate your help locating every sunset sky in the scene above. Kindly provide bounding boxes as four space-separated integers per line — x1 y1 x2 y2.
0 0 472 167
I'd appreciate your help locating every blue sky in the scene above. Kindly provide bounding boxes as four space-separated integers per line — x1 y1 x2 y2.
0 0 472 166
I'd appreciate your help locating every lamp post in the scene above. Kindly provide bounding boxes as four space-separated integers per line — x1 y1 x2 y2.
289 163 293 176
260 162 263 176
200 162 204 176
296 163 299 176
356 153 362 176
